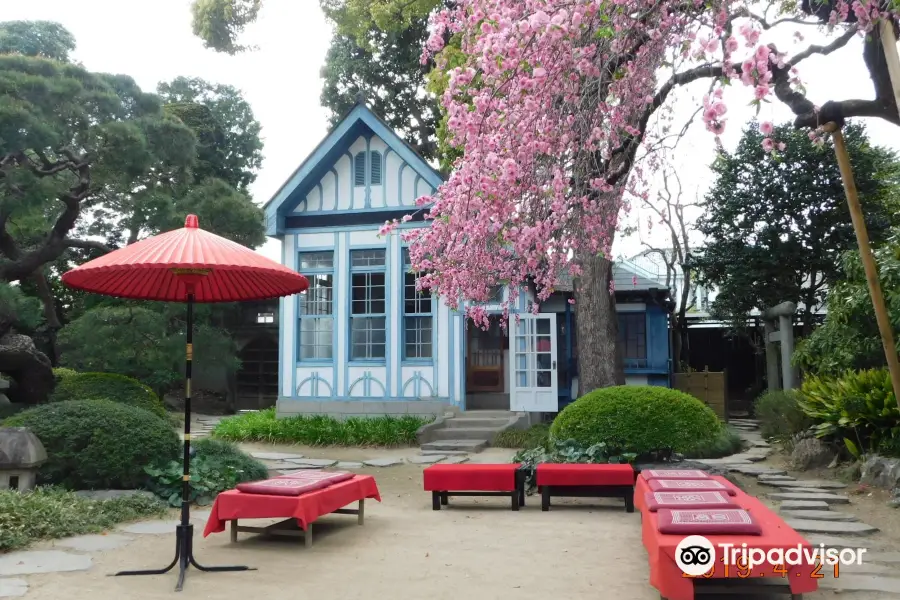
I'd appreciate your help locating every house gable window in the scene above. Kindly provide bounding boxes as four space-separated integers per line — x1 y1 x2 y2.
354 151 366 187
402 248 432 360
353 151 382 187
297 251 334 361
370 151 382 185
350 249 386 360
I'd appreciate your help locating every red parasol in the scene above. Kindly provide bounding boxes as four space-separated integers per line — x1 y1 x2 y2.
62 215 308 592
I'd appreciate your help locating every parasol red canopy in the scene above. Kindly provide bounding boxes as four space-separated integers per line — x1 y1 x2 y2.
62 214 308 302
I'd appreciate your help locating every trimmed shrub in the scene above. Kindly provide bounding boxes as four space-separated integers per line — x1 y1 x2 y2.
192 438 269 481
683 426 744 459
550 385 723 456
2 400 180 489
493 424 551 449
755 390 813 444
52 367 79 382
49 372 166 418
212 407 431 447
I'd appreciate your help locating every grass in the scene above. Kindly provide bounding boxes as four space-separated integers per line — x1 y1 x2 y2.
0 487 168 552
493 424 551 449
212 407 432 447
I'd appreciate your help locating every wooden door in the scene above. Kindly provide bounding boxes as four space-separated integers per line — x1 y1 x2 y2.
466 319 506 392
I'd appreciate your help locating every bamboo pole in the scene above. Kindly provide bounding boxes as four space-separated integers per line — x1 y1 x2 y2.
824 122 900 410
879 20 900 116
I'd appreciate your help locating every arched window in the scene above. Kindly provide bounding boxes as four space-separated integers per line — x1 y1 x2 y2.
370 152 382 185
354 151 366 187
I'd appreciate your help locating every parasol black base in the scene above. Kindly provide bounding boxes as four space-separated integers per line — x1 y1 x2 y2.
112 523 255 591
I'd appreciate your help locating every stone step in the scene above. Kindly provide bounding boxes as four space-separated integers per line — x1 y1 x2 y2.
757 475 796 482
431 427 499 441
420 449 469 456
768 492 850 504
444 417 510 429
421 439 488 453
778 500 830 510
462 409 516 418
785 518 878 536
805 534 887 550
759 479 847 490
780 509 858 522
729 465 787 476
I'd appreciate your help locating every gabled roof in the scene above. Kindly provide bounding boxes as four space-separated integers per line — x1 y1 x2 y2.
554 259 668 294
264 99 444 236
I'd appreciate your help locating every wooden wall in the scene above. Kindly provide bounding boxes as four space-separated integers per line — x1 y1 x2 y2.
673 371 729 421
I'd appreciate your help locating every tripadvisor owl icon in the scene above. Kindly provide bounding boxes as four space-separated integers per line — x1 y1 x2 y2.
675 535 716 576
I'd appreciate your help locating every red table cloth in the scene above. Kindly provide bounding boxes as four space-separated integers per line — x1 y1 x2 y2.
203 475 381 535
423 463 522 492
647 478 737 495
635 476 739 513
640 489 818 600
536 463 634 487
645 491 739 512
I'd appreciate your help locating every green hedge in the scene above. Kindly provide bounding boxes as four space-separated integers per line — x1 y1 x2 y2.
213 408 431 446
550 385 723 456
3 400 180 489
49 372 166 418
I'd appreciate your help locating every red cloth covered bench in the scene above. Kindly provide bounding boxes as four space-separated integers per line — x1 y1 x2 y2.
535 463 635 512
647 478 738 495
644 491 739 512
423 463 525 511
640 469 710 481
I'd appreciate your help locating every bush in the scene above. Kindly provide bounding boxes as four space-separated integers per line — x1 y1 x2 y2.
0 486 166 552
145 439 268 506
798 369 900 456
49 372 166 418
683 426 744 459
755 390 813 444
493 424 550 449
2 400 180 489
550 385 723 457
212 407 431 447
52 367 79 382
513 438 637 491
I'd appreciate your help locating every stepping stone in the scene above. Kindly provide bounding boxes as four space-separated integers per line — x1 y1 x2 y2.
118 520 179 535
694 458 752 466
0 579 27 598
278 464 323 470
421 450 469 456
56 533 133 552
443 456 470 464
757 475 796 482
285 458 337 468
722 453 766 463
407 455 445 464
831 562 896 576
760 480 847 490
335 461 364 469
783 487 831 494
806 534 885 550
768 492 850 504
0 551 92 576
779 500 830 510
729 465 787 476
750 440 770 448
780 510 859 522
75 490 158 501
250 452 305 461
265 461 306 470
819 574 900 594
363 458 404 467
785 519 878 536
865 551 900 563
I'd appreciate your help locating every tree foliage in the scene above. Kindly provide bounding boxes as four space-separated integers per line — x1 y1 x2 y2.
190 0 261 55
0 20 75 62
692 121 900 333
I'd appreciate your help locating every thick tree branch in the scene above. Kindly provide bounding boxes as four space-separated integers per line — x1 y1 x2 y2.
63 238 114 253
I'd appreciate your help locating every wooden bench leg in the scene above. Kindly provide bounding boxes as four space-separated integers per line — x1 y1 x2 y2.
230 520 238 543
358 499 365 525
511 490 519 511
625 492 635 513
541 486 550 511
305 523 313 548
432 491 441 511
441 492 448 506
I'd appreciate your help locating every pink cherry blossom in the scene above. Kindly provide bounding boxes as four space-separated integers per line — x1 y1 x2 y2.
760 121 774 135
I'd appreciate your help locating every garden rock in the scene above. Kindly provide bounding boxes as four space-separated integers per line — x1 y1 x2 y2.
790 437 835 470
784 519 877 535
285 458 337 468
250 452 305 461
0 579 27 598
74 490 157 501
0 550 92 575
779 510 858 522
860 455 900 491
768 492 850 504
56 533 133 552
363 458 404 467
118 520 179 534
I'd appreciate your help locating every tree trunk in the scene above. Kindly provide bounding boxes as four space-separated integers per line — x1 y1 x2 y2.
671 318 684 372
574 251 625 393
0 332 54 404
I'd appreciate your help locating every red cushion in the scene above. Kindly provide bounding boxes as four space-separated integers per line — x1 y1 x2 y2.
423 463 521 492
275 470 355 486
535 463 634 487
645 491 739 512
647 478 737 496
236 478 329 496
656 508 762 535
640 469 710 480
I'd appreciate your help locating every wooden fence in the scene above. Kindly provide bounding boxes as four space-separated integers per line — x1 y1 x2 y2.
673 371 729 421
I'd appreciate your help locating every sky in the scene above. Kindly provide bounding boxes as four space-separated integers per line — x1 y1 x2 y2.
6 1 900 275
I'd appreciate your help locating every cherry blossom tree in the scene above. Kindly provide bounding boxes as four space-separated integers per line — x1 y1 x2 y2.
380 0 900 393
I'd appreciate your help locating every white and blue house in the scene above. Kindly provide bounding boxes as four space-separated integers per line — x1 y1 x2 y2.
264 100 672 418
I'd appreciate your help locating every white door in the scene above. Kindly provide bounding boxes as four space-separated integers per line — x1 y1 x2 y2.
510 313 558 412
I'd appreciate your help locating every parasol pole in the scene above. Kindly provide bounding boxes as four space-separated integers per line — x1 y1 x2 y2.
824 121 900 411
177 291 196 590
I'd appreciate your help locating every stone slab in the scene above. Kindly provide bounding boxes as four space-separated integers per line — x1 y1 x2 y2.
819 574 900 593
56 533 133 552
780 510 858 522
264 461 306 470
0 579 27 598
420 450 469 456
721 453 766 463
785 518 878 535
74 490 157 501
759 479 847 490
750 440 771 448
757 475 796 482
443 456 470 464
768 492 850 504
865 551 900 563
407 455 445 464
278 464 323 470
335 461 364 469
363 458 404 467
693 457 753 466
250 452 305 461
778 500 830 510
284 458 336 468
782 487 831 494
118 520 179 535
0 551 92 576
805 534 885 550
728 465 787 476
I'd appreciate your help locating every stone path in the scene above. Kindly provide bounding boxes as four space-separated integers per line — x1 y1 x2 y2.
696 417 900 595
248 449 477 473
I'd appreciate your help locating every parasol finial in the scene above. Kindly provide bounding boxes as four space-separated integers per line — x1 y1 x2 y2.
185 214 199 229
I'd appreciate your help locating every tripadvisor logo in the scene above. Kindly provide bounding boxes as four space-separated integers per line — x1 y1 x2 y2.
676 536 716 576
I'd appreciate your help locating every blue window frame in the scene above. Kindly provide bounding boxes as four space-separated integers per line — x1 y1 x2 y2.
618 313 647 360
350 249 386 360
402 248 432 360
370 152 382 185
354 151 366 187
297 251 334 361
